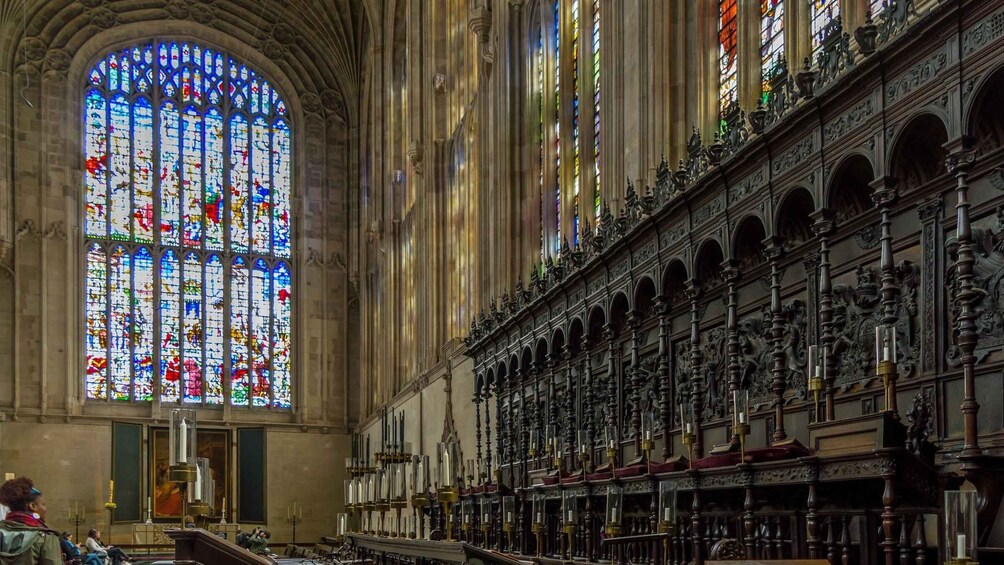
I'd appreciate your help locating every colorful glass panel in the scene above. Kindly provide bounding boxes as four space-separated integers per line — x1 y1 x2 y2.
160 250 181 402
83 41 293 407
571 0 581 247
133 247 155 401
592 0 601 223
205 256 225 404
811 0 839 56
108 246 131 400
719 0 739 119
183 253 204 403
554 0 561 254
761 0 785 100
272 263 292 408
230 257 250 405
251 259 271 407
85 243 108 399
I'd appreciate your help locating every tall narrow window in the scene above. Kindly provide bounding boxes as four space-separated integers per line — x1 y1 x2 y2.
869 0 884 17
83 41 293 408
553 0 562 254
811 0 839 56
760 0 784 101
591 0 601 223
536 25 546 260
719 0 739 122
571 0 581 246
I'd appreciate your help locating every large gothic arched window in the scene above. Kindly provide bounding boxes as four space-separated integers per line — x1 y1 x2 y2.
83 41 293 408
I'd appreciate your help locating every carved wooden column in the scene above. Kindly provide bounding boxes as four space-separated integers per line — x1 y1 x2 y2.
872 177 900 419
507 366 518 488
533 360 542 469
656 297 673 459
604 324 619 456
581 335 596 472
628 311 644 452
549 356 561 459
810 209 836 421
564 347 577 466
946 144 980 456
762 238 787 442
722 261 741 444
881 460 898 565
475 383 483 479
485 374 493 484
691 477 704 565
686 280 704 458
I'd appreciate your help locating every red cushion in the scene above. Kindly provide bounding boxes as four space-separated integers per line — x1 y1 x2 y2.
691 444 811 470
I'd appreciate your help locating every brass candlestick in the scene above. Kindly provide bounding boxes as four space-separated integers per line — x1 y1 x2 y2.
532 521 545 556
682 430 696 469
391 498 406 538
411 494 430 539
438 487 459 542
809 377 823 423
735 422 750 463
503 522 515 551
563 522 576 560
658 521 677 565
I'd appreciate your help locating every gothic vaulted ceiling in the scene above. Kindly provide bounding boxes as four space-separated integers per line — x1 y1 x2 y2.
0 0 370 125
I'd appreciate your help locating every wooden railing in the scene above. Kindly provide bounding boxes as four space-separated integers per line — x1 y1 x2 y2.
166 528 275 565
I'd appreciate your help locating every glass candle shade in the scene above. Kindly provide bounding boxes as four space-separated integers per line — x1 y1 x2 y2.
546 425 558 456
366 474 375 503
378 468 389 502
462 498 474 528
562 490 577 526
395 463 407 499
577 430 590 458
532 494 545 526
337 513 347 537
503 496 516 527
643 411 656 444
605 424 618 451
413 455 430 495
356 478 365 506
732 388 750 428
606 485 623 526
658 480 677 525
945 490 977 561
875 324 897 365
194 457 213 504
807 344 824 386
680 403 693 435
480 497 492 524
169 408 197 466
438 442 459 488
344 479 353 506
529 430 541 457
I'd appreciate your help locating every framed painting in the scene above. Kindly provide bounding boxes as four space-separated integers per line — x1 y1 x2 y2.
151 428 229 519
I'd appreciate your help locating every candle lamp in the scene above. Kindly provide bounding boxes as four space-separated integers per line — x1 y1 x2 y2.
391 463 408 538
168 408 197 530
562 491 577 560
680 403 696 468
480 497 492 536
461 497 474 534
376 468 391 536
658 480 678 565
286 502 303 544
529 430 541 460
103 480 117 542
605 485 623 538
186 457 212 520
437 442 460 542
466 458 476 487
502 496 516 551
641 410 656 466
875 324 898 415
945 490 978 565
732 389 750 463
411 455 431 539
577 430 590 479
808 345 825 423
605 424 619 472
335 512 348 544
64 501 86 542
531 494 546 556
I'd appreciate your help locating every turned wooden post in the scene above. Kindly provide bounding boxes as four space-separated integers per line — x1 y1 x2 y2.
686 280 704 458
656 296 673 459
810 209 837 421
762 237 787 442
871 176 901 419
881 464 898 565
946 144 981 457
722 261 741 444
629 311 644 453
582 335 596 472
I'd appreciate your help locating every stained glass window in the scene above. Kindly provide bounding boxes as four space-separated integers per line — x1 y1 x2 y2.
571 0 581 246
869 0 884 17
719 0 739 120
83 41 293 408
592 0 601 223
761 0 784 101
811 0 839 57
553 0 562 254
537 25 546 260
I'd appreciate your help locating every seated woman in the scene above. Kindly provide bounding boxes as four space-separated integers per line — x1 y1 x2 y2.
0 477 63 565
84 529 132 565
60 532 103 565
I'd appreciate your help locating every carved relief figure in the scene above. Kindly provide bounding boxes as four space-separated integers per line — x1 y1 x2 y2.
947 209 1004 365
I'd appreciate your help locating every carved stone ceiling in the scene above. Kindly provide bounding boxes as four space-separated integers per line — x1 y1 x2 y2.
0 0 369 123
